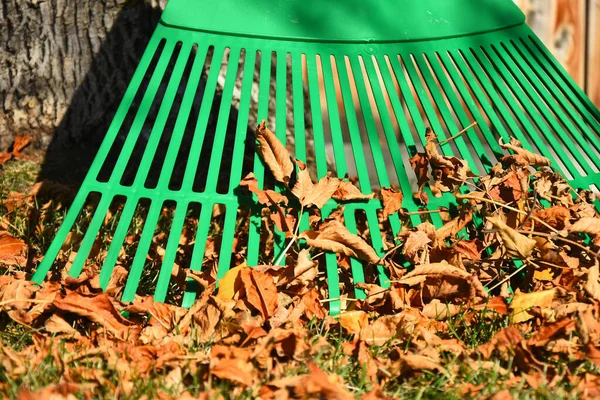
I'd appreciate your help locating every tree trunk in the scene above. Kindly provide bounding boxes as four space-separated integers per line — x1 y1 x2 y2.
0 0 166 150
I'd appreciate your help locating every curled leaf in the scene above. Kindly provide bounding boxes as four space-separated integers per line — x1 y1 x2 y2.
240 173 288 206
332 181 373 201
499 137 551 168
299 220 380 264
487 216 536 259
255 120 294 185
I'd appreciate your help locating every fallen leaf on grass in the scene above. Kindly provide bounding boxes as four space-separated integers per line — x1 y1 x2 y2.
338 310 369 334
53 292 138 340
300 220 380 264
0 232 26 263
296 363 354 400
510 289 556 323
255 120 294 185
12 135 33 157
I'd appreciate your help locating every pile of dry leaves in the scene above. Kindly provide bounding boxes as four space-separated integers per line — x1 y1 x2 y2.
2 122 600 399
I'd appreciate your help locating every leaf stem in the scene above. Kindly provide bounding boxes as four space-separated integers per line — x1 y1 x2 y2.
438 121 478 145
486 262 529 292
455 193 560 235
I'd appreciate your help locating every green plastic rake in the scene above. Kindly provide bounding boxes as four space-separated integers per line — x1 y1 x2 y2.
33 0 600 314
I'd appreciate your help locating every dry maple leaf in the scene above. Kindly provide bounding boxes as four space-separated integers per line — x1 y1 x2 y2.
499 137 551 168
291 165 340 209
239 267 278 320
255 120 294 185
381 187 404 218
240 172 288 206
487 216 536 259
332 180 373 201
300 220 380 264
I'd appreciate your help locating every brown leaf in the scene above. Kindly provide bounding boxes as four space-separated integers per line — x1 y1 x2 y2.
359 314 403 345
410 152 429 185
239 267 278 320
570 218 600 238
500 137 551 167
401 231 431 260
455 239 484 261
436 212 473 241
291 165 340 209
291 364 354 400
332 181 374 201
381 187 404 218
53 292 138 340
255 120 294 184
12 135 33 157
487 216 536 259
399 353 449 377
300 220 380 264
0 232 26 262
210 345 255 386
584 262 600 302
240 172 288 206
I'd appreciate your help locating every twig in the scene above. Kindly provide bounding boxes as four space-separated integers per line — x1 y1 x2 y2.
0 298 53 307
274 236 297 266
455 193 561 235
437 121 478 145
486 262 529 292
405 209 443 215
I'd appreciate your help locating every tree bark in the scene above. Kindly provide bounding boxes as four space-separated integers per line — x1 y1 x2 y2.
0 0 167 150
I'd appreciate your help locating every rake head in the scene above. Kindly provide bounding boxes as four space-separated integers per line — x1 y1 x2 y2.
33 0 600 314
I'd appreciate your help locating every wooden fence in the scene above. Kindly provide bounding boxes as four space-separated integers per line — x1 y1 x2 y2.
514 0 600 107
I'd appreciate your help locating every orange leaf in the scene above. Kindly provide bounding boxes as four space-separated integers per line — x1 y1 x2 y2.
332 181 373 201
240 172 288 206
53 292 138 340
0 232 26 262
381 187 403 218
240 267 278 320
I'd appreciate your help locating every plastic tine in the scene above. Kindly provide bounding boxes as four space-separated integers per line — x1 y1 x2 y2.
31 37 165 284
154 201 188 302
246 51 272 266
446 50 512 145
204 47 242 192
